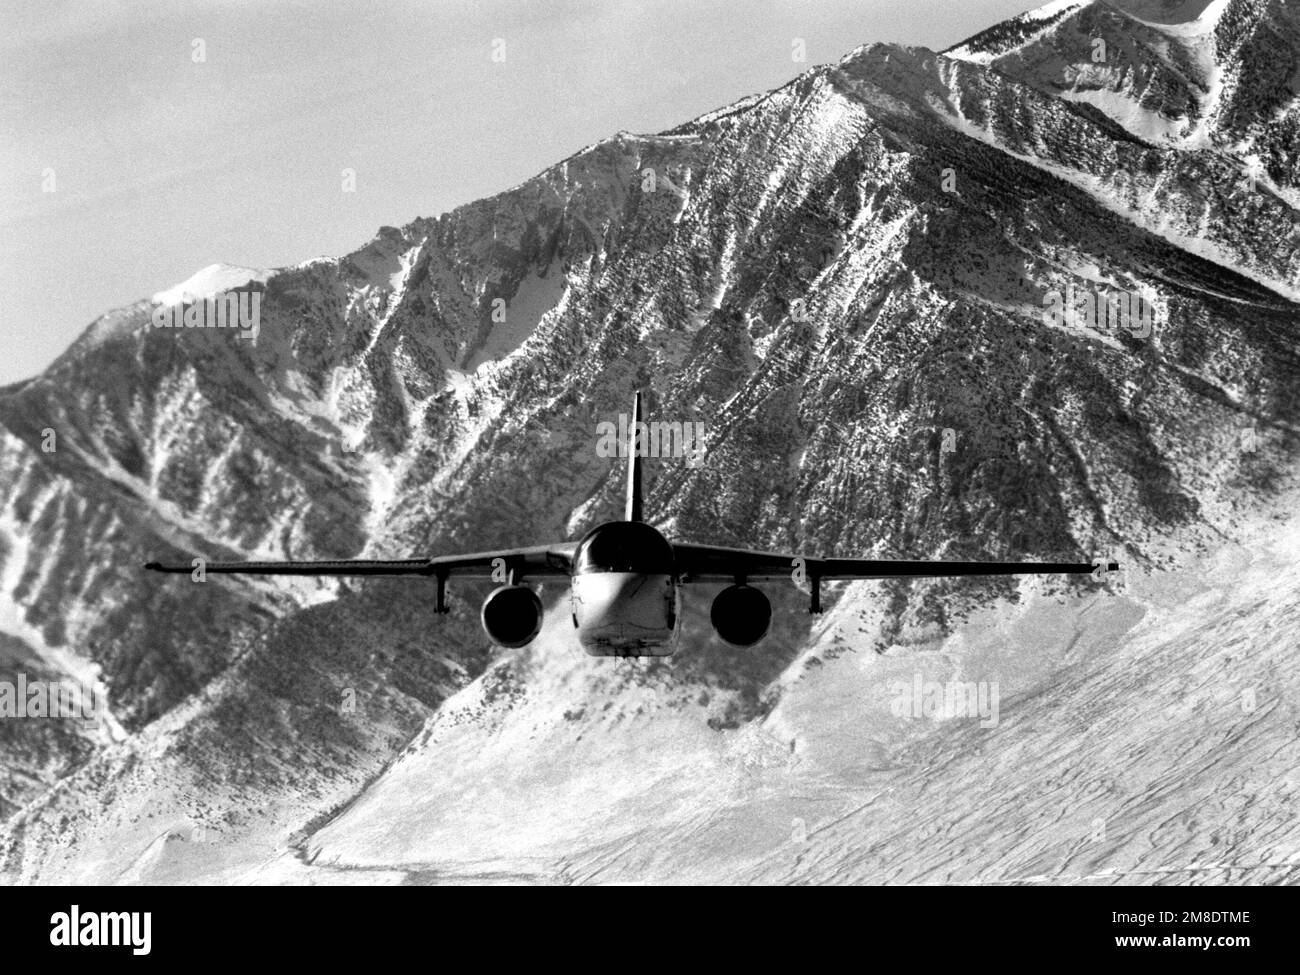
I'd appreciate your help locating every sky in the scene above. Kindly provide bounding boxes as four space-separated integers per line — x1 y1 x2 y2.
0 0 1036 384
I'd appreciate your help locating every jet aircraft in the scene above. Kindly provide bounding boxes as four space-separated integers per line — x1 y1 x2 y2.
146 393 1120 656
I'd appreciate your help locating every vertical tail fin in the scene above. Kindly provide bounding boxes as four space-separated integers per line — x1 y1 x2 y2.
625 390 644 522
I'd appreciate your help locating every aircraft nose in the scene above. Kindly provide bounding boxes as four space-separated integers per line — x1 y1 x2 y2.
571 572 676 656
574 572 653 623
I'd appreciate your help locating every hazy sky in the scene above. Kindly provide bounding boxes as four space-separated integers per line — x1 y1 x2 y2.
0 0 1035 384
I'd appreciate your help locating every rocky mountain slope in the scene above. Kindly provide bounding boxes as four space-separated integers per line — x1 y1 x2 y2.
0 0 1297 883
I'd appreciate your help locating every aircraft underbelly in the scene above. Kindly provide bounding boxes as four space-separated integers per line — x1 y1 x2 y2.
571 572 678 656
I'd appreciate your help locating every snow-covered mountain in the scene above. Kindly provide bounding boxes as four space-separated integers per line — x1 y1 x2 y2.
1 0 1297 883
948 0 1299 162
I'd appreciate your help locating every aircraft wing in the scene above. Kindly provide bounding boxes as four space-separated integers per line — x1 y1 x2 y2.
672 542 1119 583
143 543 577 579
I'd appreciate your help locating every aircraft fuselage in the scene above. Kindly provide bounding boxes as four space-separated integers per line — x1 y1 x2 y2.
569 521 680 656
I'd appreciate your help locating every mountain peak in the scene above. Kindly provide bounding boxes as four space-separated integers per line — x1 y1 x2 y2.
150 263 269 306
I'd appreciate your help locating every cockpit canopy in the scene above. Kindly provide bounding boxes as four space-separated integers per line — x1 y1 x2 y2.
574 521 675 575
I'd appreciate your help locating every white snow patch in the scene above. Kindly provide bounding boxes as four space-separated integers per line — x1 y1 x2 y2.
1112 0 1229 34
1031 0 1090 17
152 264 269 306
363 461 398 540
1059 87 1188 143
465 263 568 371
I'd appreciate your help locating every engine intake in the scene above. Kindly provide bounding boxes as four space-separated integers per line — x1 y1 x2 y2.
710 584 771 648
481 585 543 648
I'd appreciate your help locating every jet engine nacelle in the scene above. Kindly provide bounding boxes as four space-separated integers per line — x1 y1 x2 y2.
481 585 543 648
710 584 771 648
